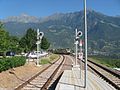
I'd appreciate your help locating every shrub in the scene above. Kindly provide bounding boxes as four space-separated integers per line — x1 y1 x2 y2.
0 56 26 72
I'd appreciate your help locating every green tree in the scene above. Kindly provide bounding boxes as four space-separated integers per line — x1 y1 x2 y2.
0 30 10 51
0 22 4 29
41 37 50 50
8 36 20 53
19 28 50 52
0 22 10 51
0 22 11 57
19 28 37 52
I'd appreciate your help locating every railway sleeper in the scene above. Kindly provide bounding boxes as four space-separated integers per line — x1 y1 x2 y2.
88 64 120 90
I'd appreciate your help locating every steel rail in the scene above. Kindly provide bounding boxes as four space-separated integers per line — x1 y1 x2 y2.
15 55 61 90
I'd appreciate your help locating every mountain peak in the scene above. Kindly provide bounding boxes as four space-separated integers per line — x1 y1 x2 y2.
20 13 29 17
1 10 119 24
87 8 94 12
2 14 40 23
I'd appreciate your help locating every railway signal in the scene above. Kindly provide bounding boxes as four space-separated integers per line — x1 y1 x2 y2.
39 32 44 40
77 31 83 37
74 29 83 66
36 29 44 66
79 39 83 79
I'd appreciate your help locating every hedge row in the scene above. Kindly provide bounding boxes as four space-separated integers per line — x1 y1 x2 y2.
0 56 26 72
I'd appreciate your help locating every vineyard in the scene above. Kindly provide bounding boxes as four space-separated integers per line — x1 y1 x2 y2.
89 56 120 68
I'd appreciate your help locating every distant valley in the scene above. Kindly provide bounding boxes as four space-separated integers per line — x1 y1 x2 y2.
1 10 120 56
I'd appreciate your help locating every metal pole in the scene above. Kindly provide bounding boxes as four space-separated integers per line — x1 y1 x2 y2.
37 43 39 65
75 28 78 66
39 39 41 64
84 0 87 88
79 40 82 79
37 29 40 66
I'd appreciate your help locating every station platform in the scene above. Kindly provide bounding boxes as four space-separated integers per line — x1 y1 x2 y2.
55 67 116 90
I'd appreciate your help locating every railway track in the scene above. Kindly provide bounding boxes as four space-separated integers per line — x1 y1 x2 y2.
48 55 73 90
15 55 65 90
87 59 120 90
77 57 120 90
15 54 120 89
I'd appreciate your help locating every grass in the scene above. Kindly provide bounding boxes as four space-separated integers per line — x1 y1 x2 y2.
40 54 59 65
49 54 59 61
88 56 120 68
40 58 50 64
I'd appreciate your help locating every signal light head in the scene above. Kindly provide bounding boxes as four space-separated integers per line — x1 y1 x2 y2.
39 32 44 39
77 31 83 37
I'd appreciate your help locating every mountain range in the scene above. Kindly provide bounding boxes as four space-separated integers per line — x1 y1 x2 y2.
1 10 120 55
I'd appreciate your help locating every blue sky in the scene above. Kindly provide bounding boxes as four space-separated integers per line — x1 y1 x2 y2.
0 0 120 19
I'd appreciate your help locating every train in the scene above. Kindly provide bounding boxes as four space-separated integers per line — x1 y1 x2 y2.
48 48 71 55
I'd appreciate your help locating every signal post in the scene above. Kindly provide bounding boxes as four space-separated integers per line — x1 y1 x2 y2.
36 29 44 66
